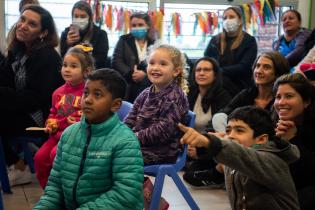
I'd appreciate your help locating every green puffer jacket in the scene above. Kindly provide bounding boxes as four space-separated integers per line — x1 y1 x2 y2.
33 113 144 210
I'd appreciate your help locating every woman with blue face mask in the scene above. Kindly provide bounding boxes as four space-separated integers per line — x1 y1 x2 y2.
204 6 258 98
60 1 109 69
112 12 156 102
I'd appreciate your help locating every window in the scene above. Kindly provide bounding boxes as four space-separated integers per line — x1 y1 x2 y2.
3 0 296 58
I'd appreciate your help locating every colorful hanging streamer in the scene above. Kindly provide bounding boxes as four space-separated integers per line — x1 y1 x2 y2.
171 13 181 37
105 4 113 30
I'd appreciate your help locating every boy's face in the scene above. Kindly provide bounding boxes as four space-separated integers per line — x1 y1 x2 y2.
82 80 121 124
225 119 267 147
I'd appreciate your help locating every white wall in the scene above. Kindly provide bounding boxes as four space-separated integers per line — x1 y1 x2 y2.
297 0 312 28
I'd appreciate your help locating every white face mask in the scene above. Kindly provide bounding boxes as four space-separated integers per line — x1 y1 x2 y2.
72 18 89 30
223 18 240 33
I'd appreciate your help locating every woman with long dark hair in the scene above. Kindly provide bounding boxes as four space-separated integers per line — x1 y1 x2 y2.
273 73 315 210
0 5 63 186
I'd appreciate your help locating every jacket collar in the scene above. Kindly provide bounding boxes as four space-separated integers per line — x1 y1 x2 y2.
81 113 120 136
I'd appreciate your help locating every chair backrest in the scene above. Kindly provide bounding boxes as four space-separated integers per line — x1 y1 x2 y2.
117 101 133 121
175 111 196 171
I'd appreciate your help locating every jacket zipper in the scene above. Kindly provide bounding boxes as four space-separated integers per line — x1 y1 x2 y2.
72 125 92 208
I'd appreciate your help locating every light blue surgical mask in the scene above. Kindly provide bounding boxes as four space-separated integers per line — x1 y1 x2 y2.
131 27 148 39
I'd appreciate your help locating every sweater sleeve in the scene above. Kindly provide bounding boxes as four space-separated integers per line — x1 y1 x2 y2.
33 131 66 209
124 92 145 128
286 29 311 67
207 136 300 191
136 95 188 146
76 136 144 210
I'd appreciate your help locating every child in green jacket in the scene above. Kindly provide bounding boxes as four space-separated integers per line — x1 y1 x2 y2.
34 69 144 210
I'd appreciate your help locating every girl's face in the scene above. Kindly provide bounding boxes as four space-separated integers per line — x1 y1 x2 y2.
147 48 180 92
194 60 216 88
282 11 300 34
253 56 276 86
16 10 44 45
274 84 309 121
61 54 85 86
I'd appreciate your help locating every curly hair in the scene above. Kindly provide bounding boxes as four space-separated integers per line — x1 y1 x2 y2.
148 43 189 94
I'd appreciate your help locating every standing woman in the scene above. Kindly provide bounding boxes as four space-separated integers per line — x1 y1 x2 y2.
112 12 156 102
273 10 311 69
273 73 315 210
0 5 63 186
204 6 257 97
60 0 109 69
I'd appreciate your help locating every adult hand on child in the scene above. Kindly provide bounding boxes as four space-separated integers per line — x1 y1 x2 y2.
132 65 146 83
67 116 76 125
178 123 209 148
275 119 297 141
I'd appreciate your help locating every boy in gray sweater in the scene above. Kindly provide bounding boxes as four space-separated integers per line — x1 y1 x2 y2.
179 106 300 210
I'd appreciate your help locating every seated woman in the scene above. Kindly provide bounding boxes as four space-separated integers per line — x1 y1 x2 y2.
60 1 108 69
0 5 63 186
185 51 289 188
183 57 231 187
112 12 156 102
273 9 311 69
204 6 257 97
273 73 315 210
212 51 290 132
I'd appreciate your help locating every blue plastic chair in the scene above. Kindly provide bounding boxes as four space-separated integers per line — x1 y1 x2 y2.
117 101 133 121
144 111 199 210
0 137 12 193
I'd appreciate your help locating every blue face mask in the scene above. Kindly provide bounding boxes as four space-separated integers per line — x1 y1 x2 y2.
131 27 148 39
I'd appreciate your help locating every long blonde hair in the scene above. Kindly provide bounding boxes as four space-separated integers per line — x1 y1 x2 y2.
220 6 244 55
148 43 189 94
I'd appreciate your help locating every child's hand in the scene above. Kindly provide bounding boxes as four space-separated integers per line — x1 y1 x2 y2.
67 116 76 125
46 119 58 134
275 119 297 141
178 123 209 148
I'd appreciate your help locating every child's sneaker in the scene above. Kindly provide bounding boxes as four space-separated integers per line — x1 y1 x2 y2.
183 169 224 189
8 165 32 187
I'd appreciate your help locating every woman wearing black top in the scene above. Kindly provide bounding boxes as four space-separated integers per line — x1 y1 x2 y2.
204 6 257 97
60 1 109 69
0 5 63 186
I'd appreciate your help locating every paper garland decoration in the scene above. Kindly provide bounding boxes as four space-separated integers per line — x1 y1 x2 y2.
87 0 279 37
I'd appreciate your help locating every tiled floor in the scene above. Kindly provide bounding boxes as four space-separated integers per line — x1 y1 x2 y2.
3 172 231 210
